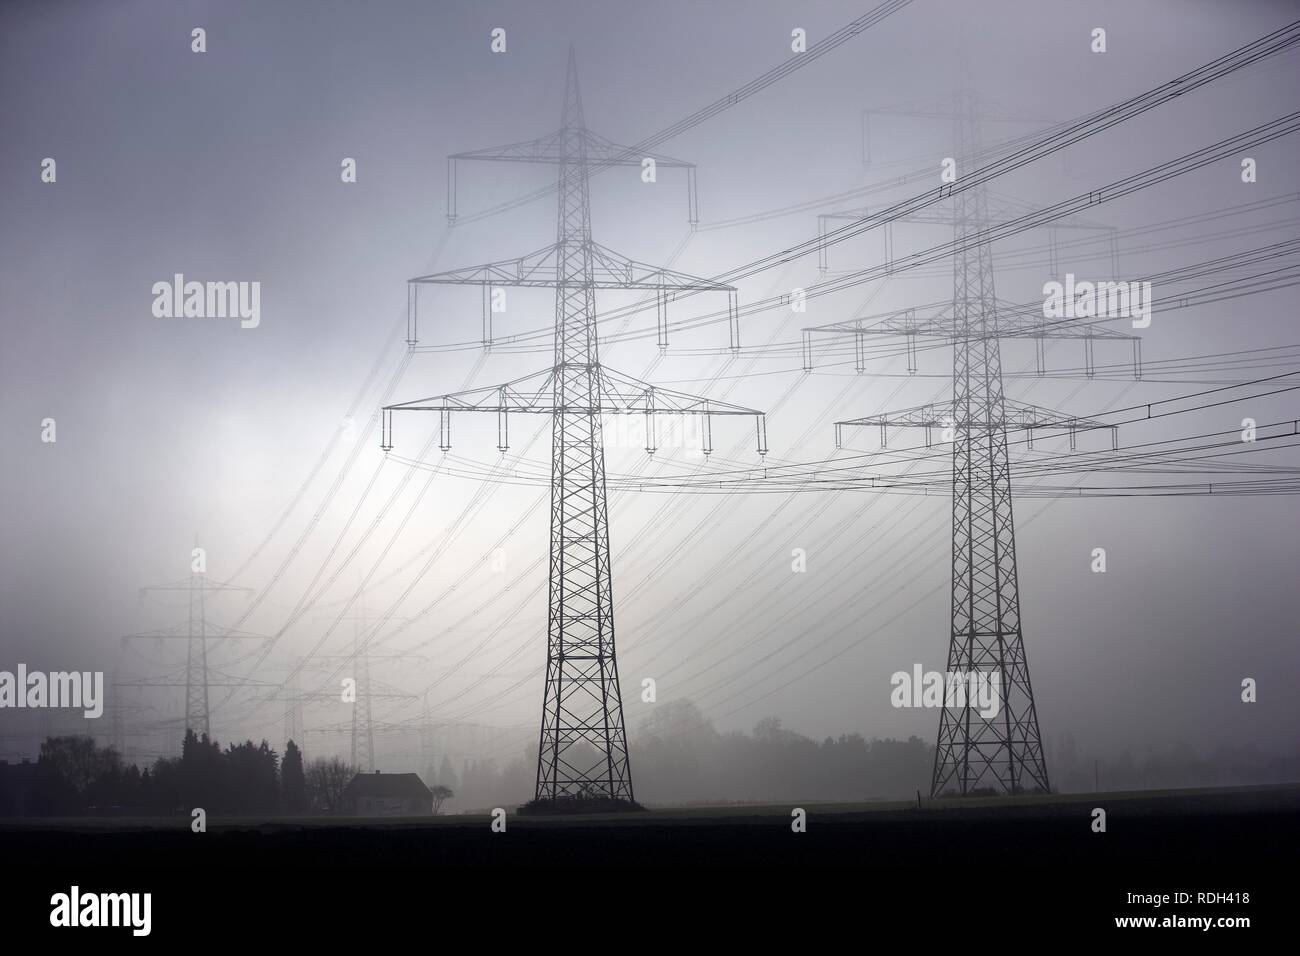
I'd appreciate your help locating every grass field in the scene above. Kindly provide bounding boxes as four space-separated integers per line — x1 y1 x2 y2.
4 783 1293 936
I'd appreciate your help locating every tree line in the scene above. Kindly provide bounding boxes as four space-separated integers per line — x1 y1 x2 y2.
9 700 1295 815
20 730 356 816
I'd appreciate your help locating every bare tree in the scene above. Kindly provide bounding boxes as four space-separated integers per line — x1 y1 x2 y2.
430 784 454 815
305 757 353 813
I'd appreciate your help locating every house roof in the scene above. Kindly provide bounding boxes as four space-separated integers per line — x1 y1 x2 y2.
343 771 431 800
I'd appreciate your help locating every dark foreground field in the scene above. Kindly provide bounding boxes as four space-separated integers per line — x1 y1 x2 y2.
3 783 1295 937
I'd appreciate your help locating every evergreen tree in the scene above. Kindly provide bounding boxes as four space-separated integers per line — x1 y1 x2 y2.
281 740 307 813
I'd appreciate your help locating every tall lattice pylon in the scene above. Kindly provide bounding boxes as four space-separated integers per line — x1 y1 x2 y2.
350 629 374 772
385 51 766 805
939 96 1048 794
185 573 210 738
283 668 303 753
810 91 1139 796
541 50 629 804
130 566 257 740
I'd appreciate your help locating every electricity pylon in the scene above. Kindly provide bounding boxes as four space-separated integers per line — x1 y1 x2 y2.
254 637 424 767
327 605 417 772
350 629 374 772
103 663 153 762
812 91 1139 796
283 669 302 754
251 671 418 768
131 567 262 739
383 51 767 805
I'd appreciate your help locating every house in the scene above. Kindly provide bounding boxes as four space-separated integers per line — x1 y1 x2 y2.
342 771 432 816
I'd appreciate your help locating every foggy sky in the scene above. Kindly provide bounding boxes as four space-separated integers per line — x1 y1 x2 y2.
2 0 1298 776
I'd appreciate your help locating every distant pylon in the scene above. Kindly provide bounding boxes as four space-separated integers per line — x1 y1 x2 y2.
184 572 210 738
132 560 256 740
384 50 767 804
283 668 303 753
812 91 1139 796
350 629 374 772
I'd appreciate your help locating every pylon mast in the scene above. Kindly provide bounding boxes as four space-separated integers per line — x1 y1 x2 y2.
283 668 303 754
935 92 1047 794
812 92 1140 796
350 627 374 772
132 568 258 740
540 53 629 800
185 573 210 739
384 50 767 805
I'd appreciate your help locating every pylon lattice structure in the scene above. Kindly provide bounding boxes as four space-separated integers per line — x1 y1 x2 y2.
335 606 417 772
384 51 767 804
350 631 374 772
283 669 303 754
128 569 259 740
252 643 422 768
810 92 1140 796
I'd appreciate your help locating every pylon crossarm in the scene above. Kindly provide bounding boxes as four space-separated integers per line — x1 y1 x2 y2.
586 241 733 291
410 242 560 286
380 365 767 455
806 299 1137 341
821 205 953 228
450 127 693 169
449 130 565 164
407 242 738 351
410 239 731 292
803 305 943 340
382 367 560 452
835 399 1115 449
801 298 1140 374
982 189 1113 231
137 577 251 594
821 200 1112 232
993 306 1138 341
836 399 1110 429
582 128 695 169
386 367 559 413
597 366 768 456
826 196 1114 230
818 196 1114 274
597 367 760 415
447 124 700 227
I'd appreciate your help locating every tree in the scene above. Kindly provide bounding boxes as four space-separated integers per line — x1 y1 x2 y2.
32 736 122 814
180 729 222 810
223 740 279 814
37 736 120 796
281 740 307 814
305 757 353 813
430 784 454 815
